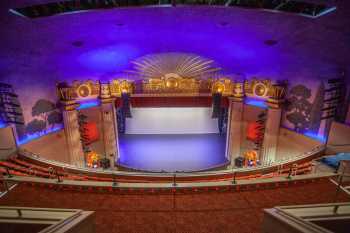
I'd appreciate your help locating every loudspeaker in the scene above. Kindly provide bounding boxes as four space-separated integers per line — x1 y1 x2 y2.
99 158 110 169
234 157 244 168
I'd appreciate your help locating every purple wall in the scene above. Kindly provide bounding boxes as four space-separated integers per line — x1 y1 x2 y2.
1 4 350 139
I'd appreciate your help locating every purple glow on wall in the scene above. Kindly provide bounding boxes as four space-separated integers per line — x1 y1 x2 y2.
77 100 101 110
0 4 347 137
245 97 267 109
303 131 326 143
17 125 63 145
0 121 7 128
78 44 139 72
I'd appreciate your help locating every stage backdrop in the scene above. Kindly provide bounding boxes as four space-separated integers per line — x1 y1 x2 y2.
125 107 219 134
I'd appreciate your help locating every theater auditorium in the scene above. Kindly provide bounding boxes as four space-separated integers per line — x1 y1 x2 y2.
0 1 350 233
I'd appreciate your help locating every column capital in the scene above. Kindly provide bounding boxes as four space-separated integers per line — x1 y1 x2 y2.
60 100 79 111
229 81 245 102
228 96 244 102
265 83 286 109
99 81 117 104
100 97 116 104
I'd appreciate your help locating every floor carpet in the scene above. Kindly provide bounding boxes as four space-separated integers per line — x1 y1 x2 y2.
0 179 349 233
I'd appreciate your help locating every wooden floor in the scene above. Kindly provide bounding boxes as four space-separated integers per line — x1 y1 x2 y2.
0 179 349 233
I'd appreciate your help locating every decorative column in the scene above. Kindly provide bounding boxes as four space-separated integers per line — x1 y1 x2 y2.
261 83 286 165
226 82 245 166
99 82 118 169
58 85 85 167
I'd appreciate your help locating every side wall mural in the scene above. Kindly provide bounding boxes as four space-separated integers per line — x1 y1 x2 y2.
25 99 63 137
0 80 63 142
1 57 349 144
0 78 338 143
284 83 324 134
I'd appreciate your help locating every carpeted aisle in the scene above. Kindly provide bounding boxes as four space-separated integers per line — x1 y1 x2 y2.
0 179 349 233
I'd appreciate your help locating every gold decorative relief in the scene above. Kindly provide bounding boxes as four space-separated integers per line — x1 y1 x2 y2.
110 80 133 96
232 82 244 99
211 78 234 96
71 80 100 100
56 82 75 102
99 82 111 99
142 75 200 94
127 53 221 80
244 79 272 99
266 83 287 108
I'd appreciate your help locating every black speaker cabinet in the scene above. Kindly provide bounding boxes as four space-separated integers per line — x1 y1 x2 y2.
99 158 110 169
234 157 244 168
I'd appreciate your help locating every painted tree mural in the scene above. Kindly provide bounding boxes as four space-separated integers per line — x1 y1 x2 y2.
26 119 46 135
309 82 325 134
286 85 312 132
25 99 63 135
32 99 56 124
47 110 63 128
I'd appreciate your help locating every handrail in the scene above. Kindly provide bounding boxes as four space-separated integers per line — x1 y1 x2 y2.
0 206 86 233
0 206 80 220
271 202 350 233
270 208 332 233
17 144 325 178
3 172 337 189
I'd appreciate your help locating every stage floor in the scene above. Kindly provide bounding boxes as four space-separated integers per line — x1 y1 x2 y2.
118 134 228 172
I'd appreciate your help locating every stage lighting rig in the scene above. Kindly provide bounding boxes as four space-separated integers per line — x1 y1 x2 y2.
0 82 25 126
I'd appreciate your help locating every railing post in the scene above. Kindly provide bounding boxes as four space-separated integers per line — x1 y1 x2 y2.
17 209 22 218
333 161 346 213
4 180 9 192
112 174 118 187
6 168 12 178
173 173 177 187
56 170 62 183
287 167 293 180
232 172 237 184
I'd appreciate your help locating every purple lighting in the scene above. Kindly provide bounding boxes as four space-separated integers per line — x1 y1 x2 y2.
77 100 100 110
118 134 228 172
245 97 267 109
303 131 326 143
17 125 63 145
0 121 7 128
78 45 139 72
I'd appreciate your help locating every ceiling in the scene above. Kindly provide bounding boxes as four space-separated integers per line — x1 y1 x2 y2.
0 0 349 85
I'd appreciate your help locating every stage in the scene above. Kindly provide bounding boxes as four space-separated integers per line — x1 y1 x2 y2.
118 134 228 172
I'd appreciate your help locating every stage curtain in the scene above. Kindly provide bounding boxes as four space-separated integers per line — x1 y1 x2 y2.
116 96 229 108
246 122 261 141
84 122 99 144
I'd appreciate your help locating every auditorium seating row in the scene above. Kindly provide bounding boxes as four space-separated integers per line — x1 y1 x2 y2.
0 155 314 184
1 175 331 195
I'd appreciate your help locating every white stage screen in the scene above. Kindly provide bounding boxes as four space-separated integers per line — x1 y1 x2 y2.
125 107 219 134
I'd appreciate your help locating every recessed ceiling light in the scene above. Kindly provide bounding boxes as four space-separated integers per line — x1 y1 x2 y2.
218 22 229 27
264 40 278 46
72 41 84 47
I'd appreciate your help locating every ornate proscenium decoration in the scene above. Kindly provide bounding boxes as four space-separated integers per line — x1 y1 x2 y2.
73 80 100 100
211 78 234 95
99 81 114 105
56 82 78 111
244 79 272 99
110 80 133 96
128 53 221 79
127 53 221 95
266 82 287 109
232 81 245 101
57 82 75 102
142 75 201 94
